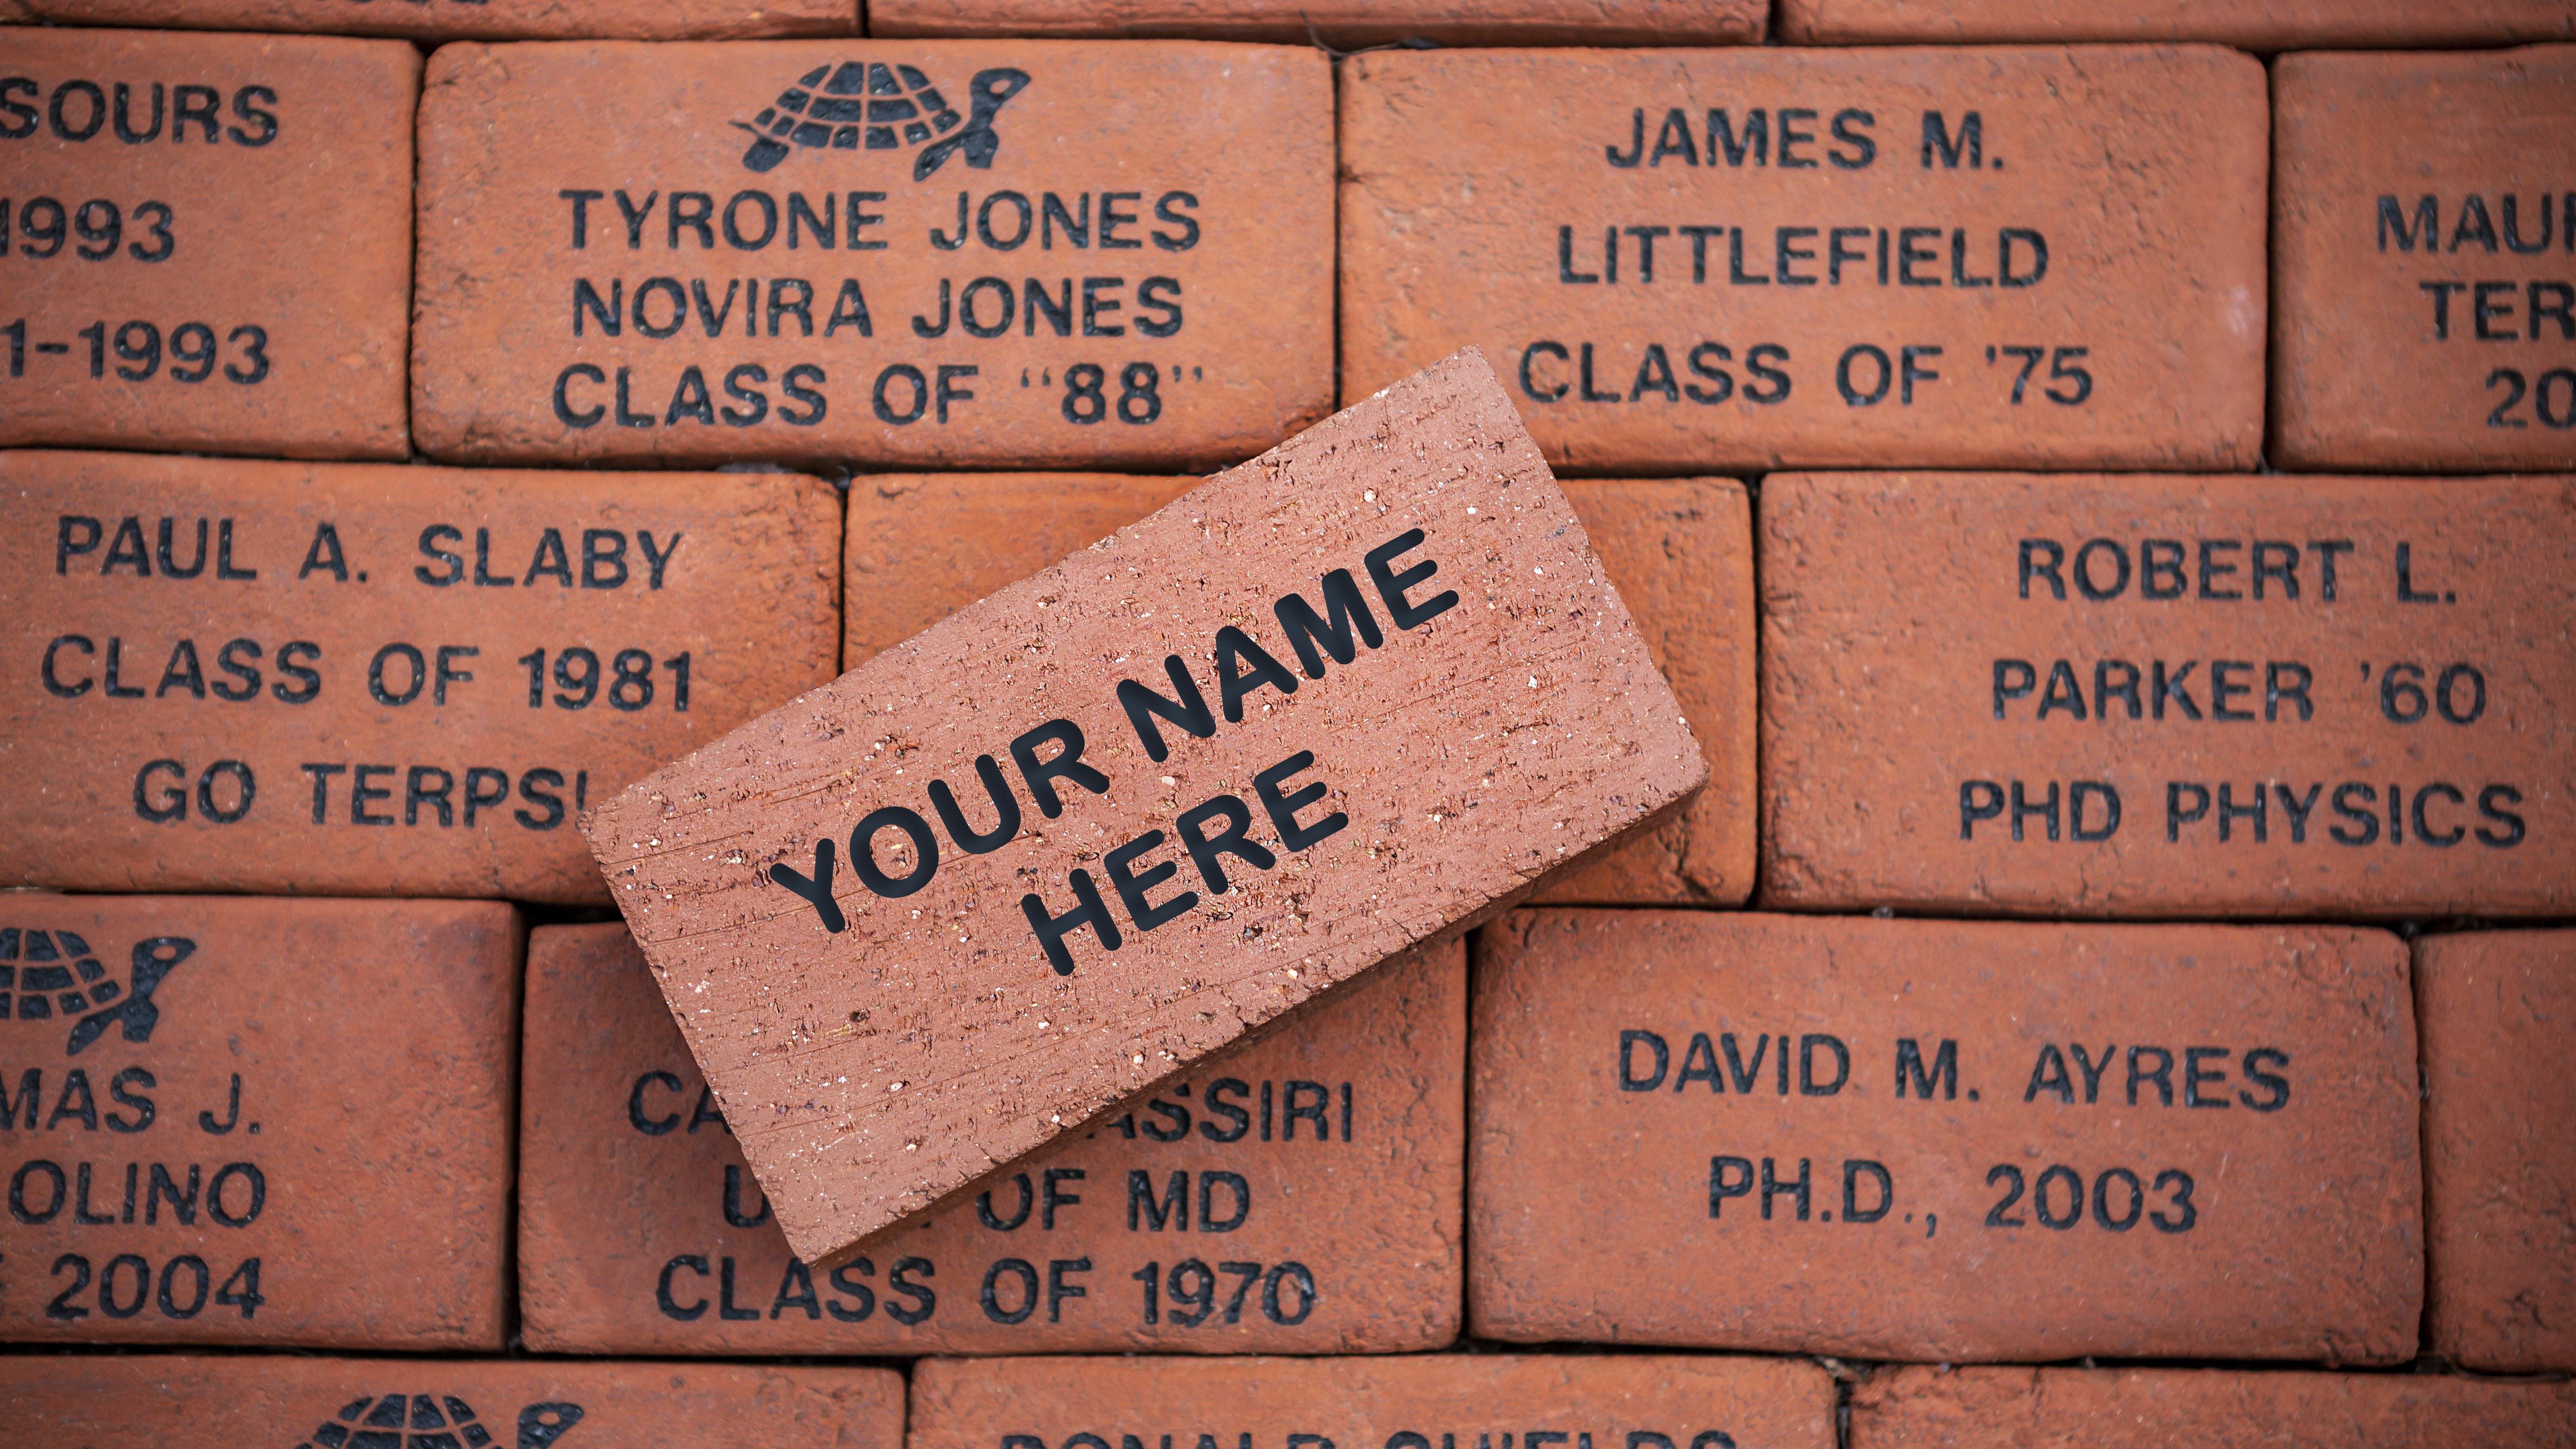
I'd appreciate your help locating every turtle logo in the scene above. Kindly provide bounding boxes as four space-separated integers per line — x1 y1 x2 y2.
0 928 194 1058
295 1393 582 1449
734 61 1031 182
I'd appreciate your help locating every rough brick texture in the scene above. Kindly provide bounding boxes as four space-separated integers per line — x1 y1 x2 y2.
1850 1365 2576 1447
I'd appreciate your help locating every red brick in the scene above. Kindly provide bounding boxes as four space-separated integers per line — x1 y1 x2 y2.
7 1353 902 1448
1340 47 2266 474
17 0 852 40
871 0 1762 46
846 474 1198 664
909 1353 1834 1449
1760 471 2576 916
1779 2 2575 47
846 474 1754 904
0 895 518 1349
2274 48 2576 471
0 449 840 903
414 40 1332 469
2420 927 2576 1372
0 29 414 458
519 922 1461 1353
1849 1366 2576 1447
587 351 1706 1267
1470 910 2422 1363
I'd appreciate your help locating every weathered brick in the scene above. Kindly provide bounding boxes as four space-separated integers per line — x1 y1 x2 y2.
414 40 1332 469
1779 1 2576 47
845 474 1753 904
519 922 1460 1353
0 450 840 902
1760 471 2576 916
909 1353 1834 1449
588 351 1706 1267
14 0 852 40
2274 47 2576 471
8 1353 902 1448
0 895 518 1349
1850 1365 2576 1447
0 29 414 458
1471 910 2422 1362
1340 47 2267 473
2420 927 2576 1372
871 0 1762 46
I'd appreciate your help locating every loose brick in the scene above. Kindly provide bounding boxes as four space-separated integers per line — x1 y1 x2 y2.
1779 2 2575 47
8 1353 901 1448
1761 471 2576 916
846 474 1754 903
519 922 1460 1353
1339 48 2266 474
414 40 1332 469
2275 48 2576 472
909 1353 1833 1449
2420 927 2576 1372
1849 1365 2576 1447
0 29 414 459
0 449 840 903
588 351 1705 1267
0 895 518 1349
871 0 1762 47
1470 910 2423 1362
16 0 851 41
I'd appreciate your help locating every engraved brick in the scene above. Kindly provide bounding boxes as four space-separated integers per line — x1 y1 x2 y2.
8 1353 901 1448
871 0 1761 47
2420 927 2576 1372
0 895 518 1349
909 1353 1834 1449
587 351 1705 1266
519 922 1460 1353
1778 2 2576 48
1760 471 2576 916
2275 48 2576 471
1339 47 2266 474
0 449 840 903
1470 910 2423 1362
1849 1365 2576 1447
846 474 1753 904
414 40 1332 469
15 0 852 41
0 29 414 458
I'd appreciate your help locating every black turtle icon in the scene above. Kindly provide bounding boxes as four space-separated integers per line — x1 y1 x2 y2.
0 928 194 1056
736 61 1029 181
295 1393 582 1449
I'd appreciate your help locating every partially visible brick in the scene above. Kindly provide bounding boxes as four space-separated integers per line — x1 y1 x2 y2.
1340 47 2267 474
1760 471 2576 917
846 474 1197 664
17 0 851 40
1536 479 1753 904
588 351 1706 1267
414 40 1333 469
909 1353 1833 1449
845 474 1753 904
1470 910 2423 1363
1849 1366 2576 1447
2420 927 2576 1372
0 29 414 458
872 0 1761 46
0 895 518 1349
519 922 1461 1353
2274 48 2576 471
0 450 841 903
8 1353 901 1448
1780 1 2574 47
